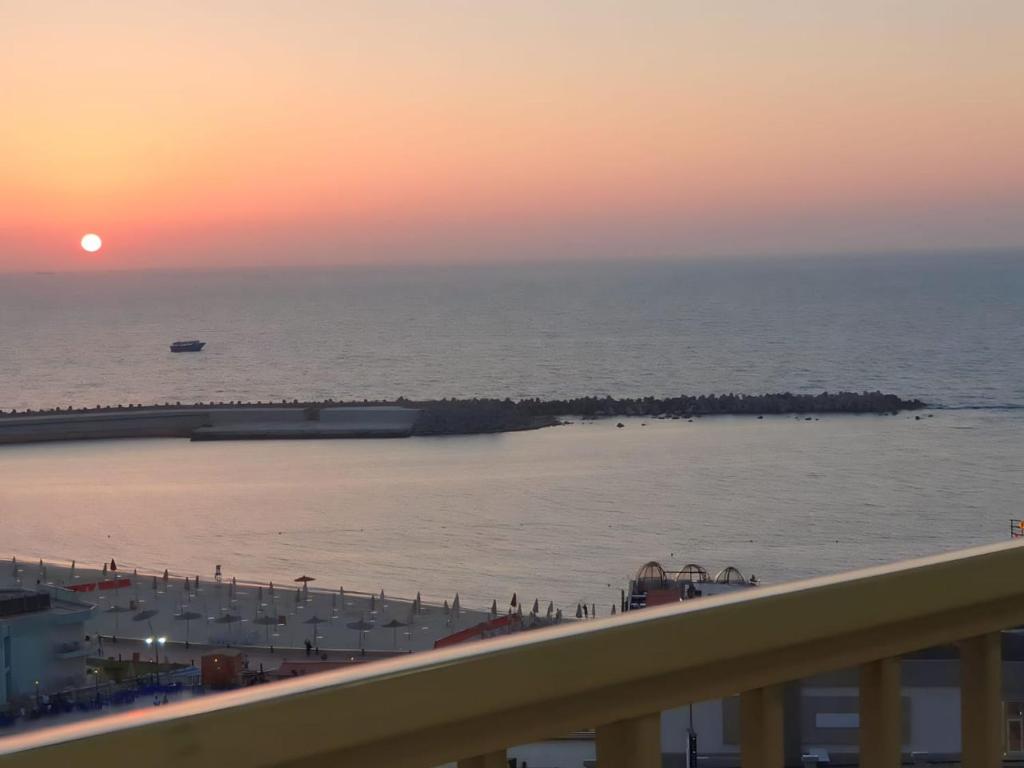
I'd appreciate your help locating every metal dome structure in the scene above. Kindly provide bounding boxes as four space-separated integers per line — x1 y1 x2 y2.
713 566 747 585
676 564 709 583
634 561 669 592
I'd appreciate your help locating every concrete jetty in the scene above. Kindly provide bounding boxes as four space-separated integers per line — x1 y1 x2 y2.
0 406 421 445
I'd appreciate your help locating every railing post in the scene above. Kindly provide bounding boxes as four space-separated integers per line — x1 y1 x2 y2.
859 658 902 768
457 751 507 768
740 685 784 768
960 632 1002 768
595 712 661 767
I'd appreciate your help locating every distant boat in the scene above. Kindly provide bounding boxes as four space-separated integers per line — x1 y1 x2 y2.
170 340 205 353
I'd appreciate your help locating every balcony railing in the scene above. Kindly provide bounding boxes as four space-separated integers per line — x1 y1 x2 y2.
2 540 1023 768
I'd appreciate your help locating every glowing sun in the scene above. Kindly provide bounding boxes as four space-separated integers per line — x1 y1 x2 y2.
81 233 102 253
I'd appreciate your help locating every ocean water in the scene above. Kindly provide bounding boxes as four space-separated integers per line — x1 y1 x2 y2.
0 411 1021 610
1 253 1023 608
1 252 1023 411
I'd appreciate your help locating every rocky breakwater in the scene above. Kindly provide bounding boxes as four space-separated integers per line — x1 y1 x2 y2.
399 390 926 434
0 391 926 444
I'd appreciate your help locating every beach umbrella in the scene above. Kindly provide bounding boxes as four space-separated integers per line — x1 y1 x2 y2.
195 575 200 590
253 614 276 645
370 594 376 613
556 608 563 623
381 618 407 649
452 594 461 625
102 563 108 578
591 603 596 618
531 598 539 615
346 616 374 650
269 581 275 598
490 600 497 619
443 599 450 615
575 603 583 619
164 569 170 584
516 604 522 619
176 610 202 646
294 575 315 584
510 592 517 608
611 604 617 615
105 603 131 635
110 558 117 572
214 612 241 639
546 602 554 619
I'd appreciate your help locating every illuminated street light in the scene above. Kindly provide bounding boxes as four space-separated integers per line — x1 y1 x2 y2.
145 636 167 686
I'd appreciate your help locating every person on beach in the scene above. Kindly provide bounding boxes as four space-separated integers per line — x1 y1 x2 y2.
304 639 312 656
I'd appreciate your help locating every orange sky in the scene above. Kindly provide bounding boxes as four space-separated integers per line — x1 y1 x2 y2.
2 1 1023 271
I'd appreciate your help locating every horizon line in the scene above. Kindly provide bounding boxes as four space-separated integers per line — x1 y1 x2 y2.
2 244 1022 277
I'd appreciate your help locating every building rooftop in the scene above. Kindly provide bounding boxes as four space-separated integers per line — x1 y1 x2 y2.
0 589 51 618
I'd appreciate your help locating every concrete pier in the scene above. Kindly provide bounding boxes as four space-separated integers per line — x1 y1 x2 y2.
0 406 421 445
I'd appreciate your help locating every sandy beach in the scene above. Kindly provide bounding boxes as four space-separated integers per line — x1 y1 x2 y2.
0 555 543 658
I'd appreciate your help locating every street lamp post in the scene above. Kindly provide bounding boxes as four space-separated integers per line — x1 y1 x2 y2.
145 636 167 686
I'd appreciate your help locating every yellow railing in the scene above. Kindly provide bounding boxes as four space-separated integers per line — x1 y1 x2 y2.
3 540 1024 768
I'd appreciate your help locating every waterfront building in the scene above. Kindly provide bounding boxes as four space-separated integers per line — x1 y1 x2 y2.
0 589 92 708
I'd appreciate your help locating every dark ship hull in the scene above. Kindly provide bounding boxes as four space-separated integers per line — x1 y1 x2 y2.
170 340 205 352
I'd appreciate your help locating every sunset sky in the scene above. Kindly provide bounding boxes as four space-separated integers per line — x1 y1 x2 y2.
2 1 1023 271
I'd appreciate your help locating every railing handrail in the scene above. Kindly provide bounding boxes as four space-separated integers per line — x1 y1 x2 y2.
3 540 1024 767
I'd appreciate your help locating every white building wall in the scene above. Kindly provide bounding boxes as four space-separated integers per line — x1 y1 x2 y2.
660 701 733 756
908 686 961 755
509 739 594 768
0 596 92 705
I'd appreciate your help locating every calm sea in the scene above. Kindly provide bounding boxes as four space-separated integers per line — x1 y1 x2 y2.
1 253 1022 608
2 252 1023 411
